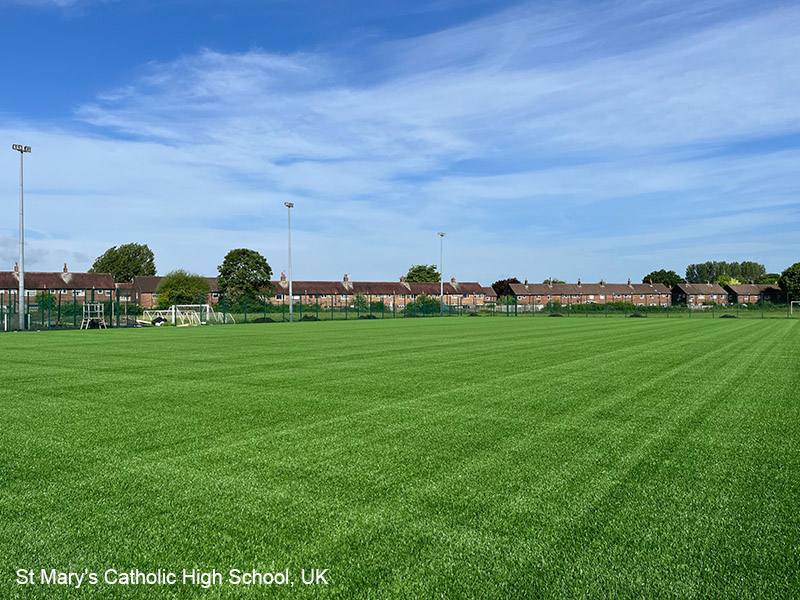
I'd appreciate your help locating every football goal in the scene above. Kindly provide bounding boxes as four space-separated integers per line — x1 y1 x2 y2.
142 304 234 326
791 301 800 316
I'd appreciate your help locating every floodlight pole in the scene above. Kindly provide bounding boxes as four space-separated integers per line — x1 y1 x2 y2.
285 202 294 323
12 144 31 331
438 232 446 317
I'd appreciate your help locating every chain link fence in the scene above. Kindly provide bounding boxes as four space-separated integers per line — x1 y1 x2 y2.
2 289 797 331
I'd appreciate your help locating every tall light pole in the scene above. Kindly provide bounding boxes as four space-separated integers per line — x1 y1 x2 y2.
12 144 31 331
285 202 294 323
438 232 446 317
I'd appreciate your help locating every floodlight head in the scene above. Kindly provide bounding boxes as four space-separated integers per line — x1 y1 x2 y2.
284 202 294 208
438 232 446 237
12 144 31 153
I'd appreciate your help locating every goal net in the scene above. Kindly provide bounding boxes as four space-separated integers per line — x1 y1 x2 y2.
142 304 234 326
791 301 800 316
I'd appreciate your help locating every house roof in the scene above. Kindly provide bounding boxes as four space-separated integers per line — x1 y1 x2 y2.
270 280 486 296
673 282 727 295
509 282 671 296
725 283 782 295
0 271 115 290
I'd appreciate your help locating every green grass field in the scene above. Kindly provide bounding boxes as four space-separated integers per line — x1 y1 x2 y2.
2 318 798 599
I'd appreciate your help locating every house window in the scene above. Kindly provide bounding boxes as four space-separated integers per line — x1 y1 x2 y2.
212 293 219 299
589 295 595 299
640 295 644 299
462 294 470 299
152 293 158 299
599 295 605 300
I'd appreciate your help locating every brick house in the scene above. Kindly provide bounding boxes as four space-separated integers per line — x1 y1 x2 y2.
133 273 488 310
724 283 784 304
0 263 115 306
268 274 488 310
671 282 728 306
508 278 671 309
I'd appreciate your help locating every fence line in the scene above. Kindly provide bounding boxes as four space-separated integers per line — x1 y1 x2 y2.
2 289 796 331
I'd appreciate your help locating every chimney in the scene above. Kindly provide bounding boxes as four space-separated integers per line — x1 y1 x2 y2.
343 274 349 282
627 278 631 286
450 276 456 284
280 272 286 282
577 278 582 286
600 279 605 286
14 261 18 273
64 263 68 273
524 278 528 285
649 277 653 285
400 275 405 282
548 277 552 287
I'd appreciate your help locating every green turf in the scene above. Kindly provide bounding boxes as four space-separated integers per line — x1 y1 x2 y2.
1 318 798 599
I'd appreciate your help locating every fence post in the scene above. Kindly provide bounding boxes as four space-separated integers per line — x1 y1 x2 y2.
331 297 334 321
369 294 372 318
316 295 320 320
264 295 267 323
761 298 764 319
116 289 120 328
788 292 791 319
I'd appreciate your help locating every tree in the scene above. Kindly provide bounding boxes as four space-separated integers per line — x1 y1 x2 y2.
758 273 781 284
353 293 368 311
217 249 273 300
716 276 741 287
685 260 766 283
404 293 441 315
492 278 520 297
155 270 210 309
405 264 440 282
739 261 767 282
642 269 684 287
89 243 156 283
778 262 800 300
542 278 565 284
35 291 57 312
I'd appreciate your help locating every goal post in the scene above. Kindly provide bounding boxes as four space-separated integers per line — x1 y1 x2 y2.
142 304 233 326
791 301 800 316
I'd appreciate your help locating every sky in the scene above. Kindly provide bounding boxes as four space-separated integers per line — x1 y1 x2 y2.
1 0 798 285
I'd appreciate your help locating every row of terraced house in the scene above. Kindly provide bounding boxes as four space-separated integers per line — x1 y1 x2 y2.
0 264 786 311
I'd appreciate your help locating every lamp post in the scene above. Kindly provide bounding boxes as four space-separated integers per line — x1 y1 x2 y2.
12 144 31 331
285 202 294 323
438 232 446 317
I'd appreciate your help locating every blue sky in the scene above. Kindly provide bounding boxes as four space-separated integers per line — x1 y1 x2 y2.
1 0 798 284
